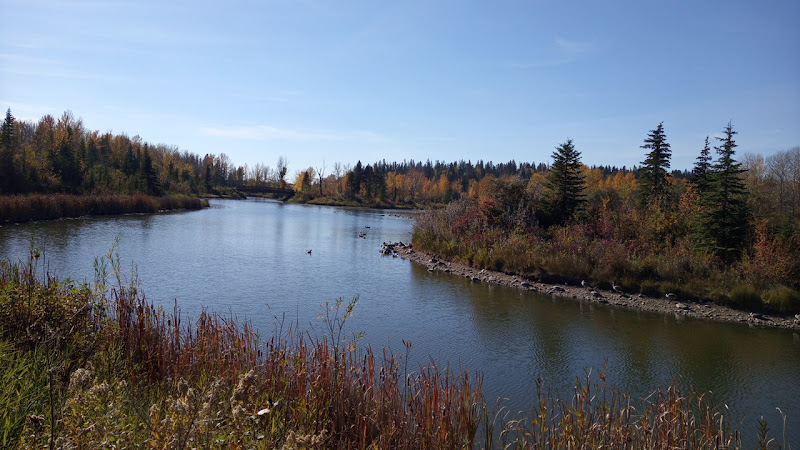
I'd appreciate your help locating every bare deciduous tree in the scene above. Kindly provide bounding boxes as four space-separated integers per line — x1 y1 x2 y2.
316 160 327 196
277 155 288 188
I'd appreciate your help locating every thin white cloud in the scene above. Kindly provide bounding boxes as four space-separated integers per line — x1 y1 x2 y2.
507 59 573 69
509 36 595 69
0 53 127 83
555 37 594 55
83 25 233 48
199 125 385 143
414 136 457 144
232 90 304 104
0 53 56 65
2 66 127 83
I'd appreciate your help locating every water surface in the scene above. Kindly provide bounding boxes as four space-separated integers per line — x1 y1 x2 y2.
1 198 797 444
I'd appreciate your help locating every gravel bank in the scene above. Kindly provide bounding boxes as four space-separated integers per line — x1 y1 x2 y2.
381 242 800 331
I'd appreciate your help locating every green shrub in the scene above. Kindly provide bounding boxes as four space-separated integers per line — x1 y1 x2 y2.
710 291 732 307
728 285 763 310
762 286 800 314
639 280 661 297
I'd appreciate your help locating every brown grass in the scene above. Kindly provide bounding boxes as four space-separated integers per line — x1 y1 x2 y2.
413 199 800 312
0 193 206 224
0 250 788 448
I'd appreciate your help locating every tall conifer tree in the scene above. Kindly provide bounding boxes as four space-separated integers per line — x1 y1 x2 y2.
546 139 585 224
638 122 672 206
347 161 364 199
0 109 19 193
692 136 713 197
695 122 750 261
140 147 160 195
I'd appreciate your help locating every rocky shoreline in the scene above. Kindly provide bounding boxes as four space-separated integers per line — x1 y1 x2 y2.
381 242 800 331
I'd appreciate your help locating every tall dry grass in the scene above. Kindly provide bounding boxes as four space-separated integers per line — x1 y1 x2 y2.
494 369 762 449
0 193 206 224
0 249 789 448
2 249 483 448
413 198 800 313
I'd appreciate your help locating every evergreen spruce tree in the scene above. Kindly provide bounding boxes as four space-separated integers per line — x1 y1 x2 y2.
695 122 750 261
55 133 82 192
204 165 212 192
363 165 376 200
545 139 585 224
139 147 161 195
638 122 672 206
372 165 387 200
0 109 19 193
691 136 713 197
347 161 363 199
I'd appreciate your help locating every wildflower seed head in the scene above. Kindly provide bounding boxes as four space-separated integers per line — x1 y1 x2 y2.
232 404 246 420
68 367 94 393
231 370 256 404
200 402 211 419
88 381 109 400
178 378 189 397
149 404 160 423
204 377 224 403
173 398 189 416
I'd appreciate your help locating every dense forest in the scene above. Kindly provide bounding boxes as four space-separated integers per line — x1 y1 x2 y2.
0 108 286 197
289 155 676 207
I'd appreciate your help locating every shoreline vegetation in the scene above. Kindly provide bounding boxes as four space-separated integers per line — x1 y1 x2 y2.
1 253 788 448
383 242 800 330
289 194 420 210
402 126 800 317
0 193 208 225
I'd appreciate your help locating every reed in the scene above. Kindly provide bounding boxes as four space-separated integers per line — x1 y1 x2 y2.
0 193 206 224
495 369 754 449
0 251 787 448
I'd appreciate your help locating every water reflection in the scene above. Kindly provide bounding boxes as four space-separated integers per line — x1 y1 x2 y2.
0 199 797 444
411 262 799 442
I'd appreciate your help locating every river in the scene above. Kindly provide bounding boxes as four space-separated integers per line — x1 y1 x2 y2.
1 198 798 445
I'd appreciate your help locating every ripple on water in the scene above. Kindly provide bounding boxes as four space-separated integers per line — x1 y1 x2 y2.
0 199 797 445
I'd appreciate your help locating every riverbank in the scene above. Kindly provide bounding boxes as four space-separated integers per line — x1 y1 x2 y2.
383 242 800 330
1 254 778 448
288 194 422 210
0 194 208 224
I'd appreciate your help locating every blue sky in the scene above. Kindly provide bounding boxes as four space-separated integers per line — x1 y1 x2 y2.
2 0 798 175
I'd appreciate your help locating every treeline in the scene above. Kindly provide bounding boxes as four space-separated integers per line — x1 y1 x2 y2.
0 109 292 197
0 107 698 208
291 154 690 207
413 122 800 312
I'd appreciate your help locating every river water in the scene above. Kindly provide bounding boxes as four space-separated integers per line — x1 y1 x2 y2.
1 198 798 444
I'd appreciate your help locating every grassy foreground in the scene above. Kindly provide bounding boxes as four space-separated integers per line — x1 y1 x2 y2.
0 194 208 224
0 251 788 448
